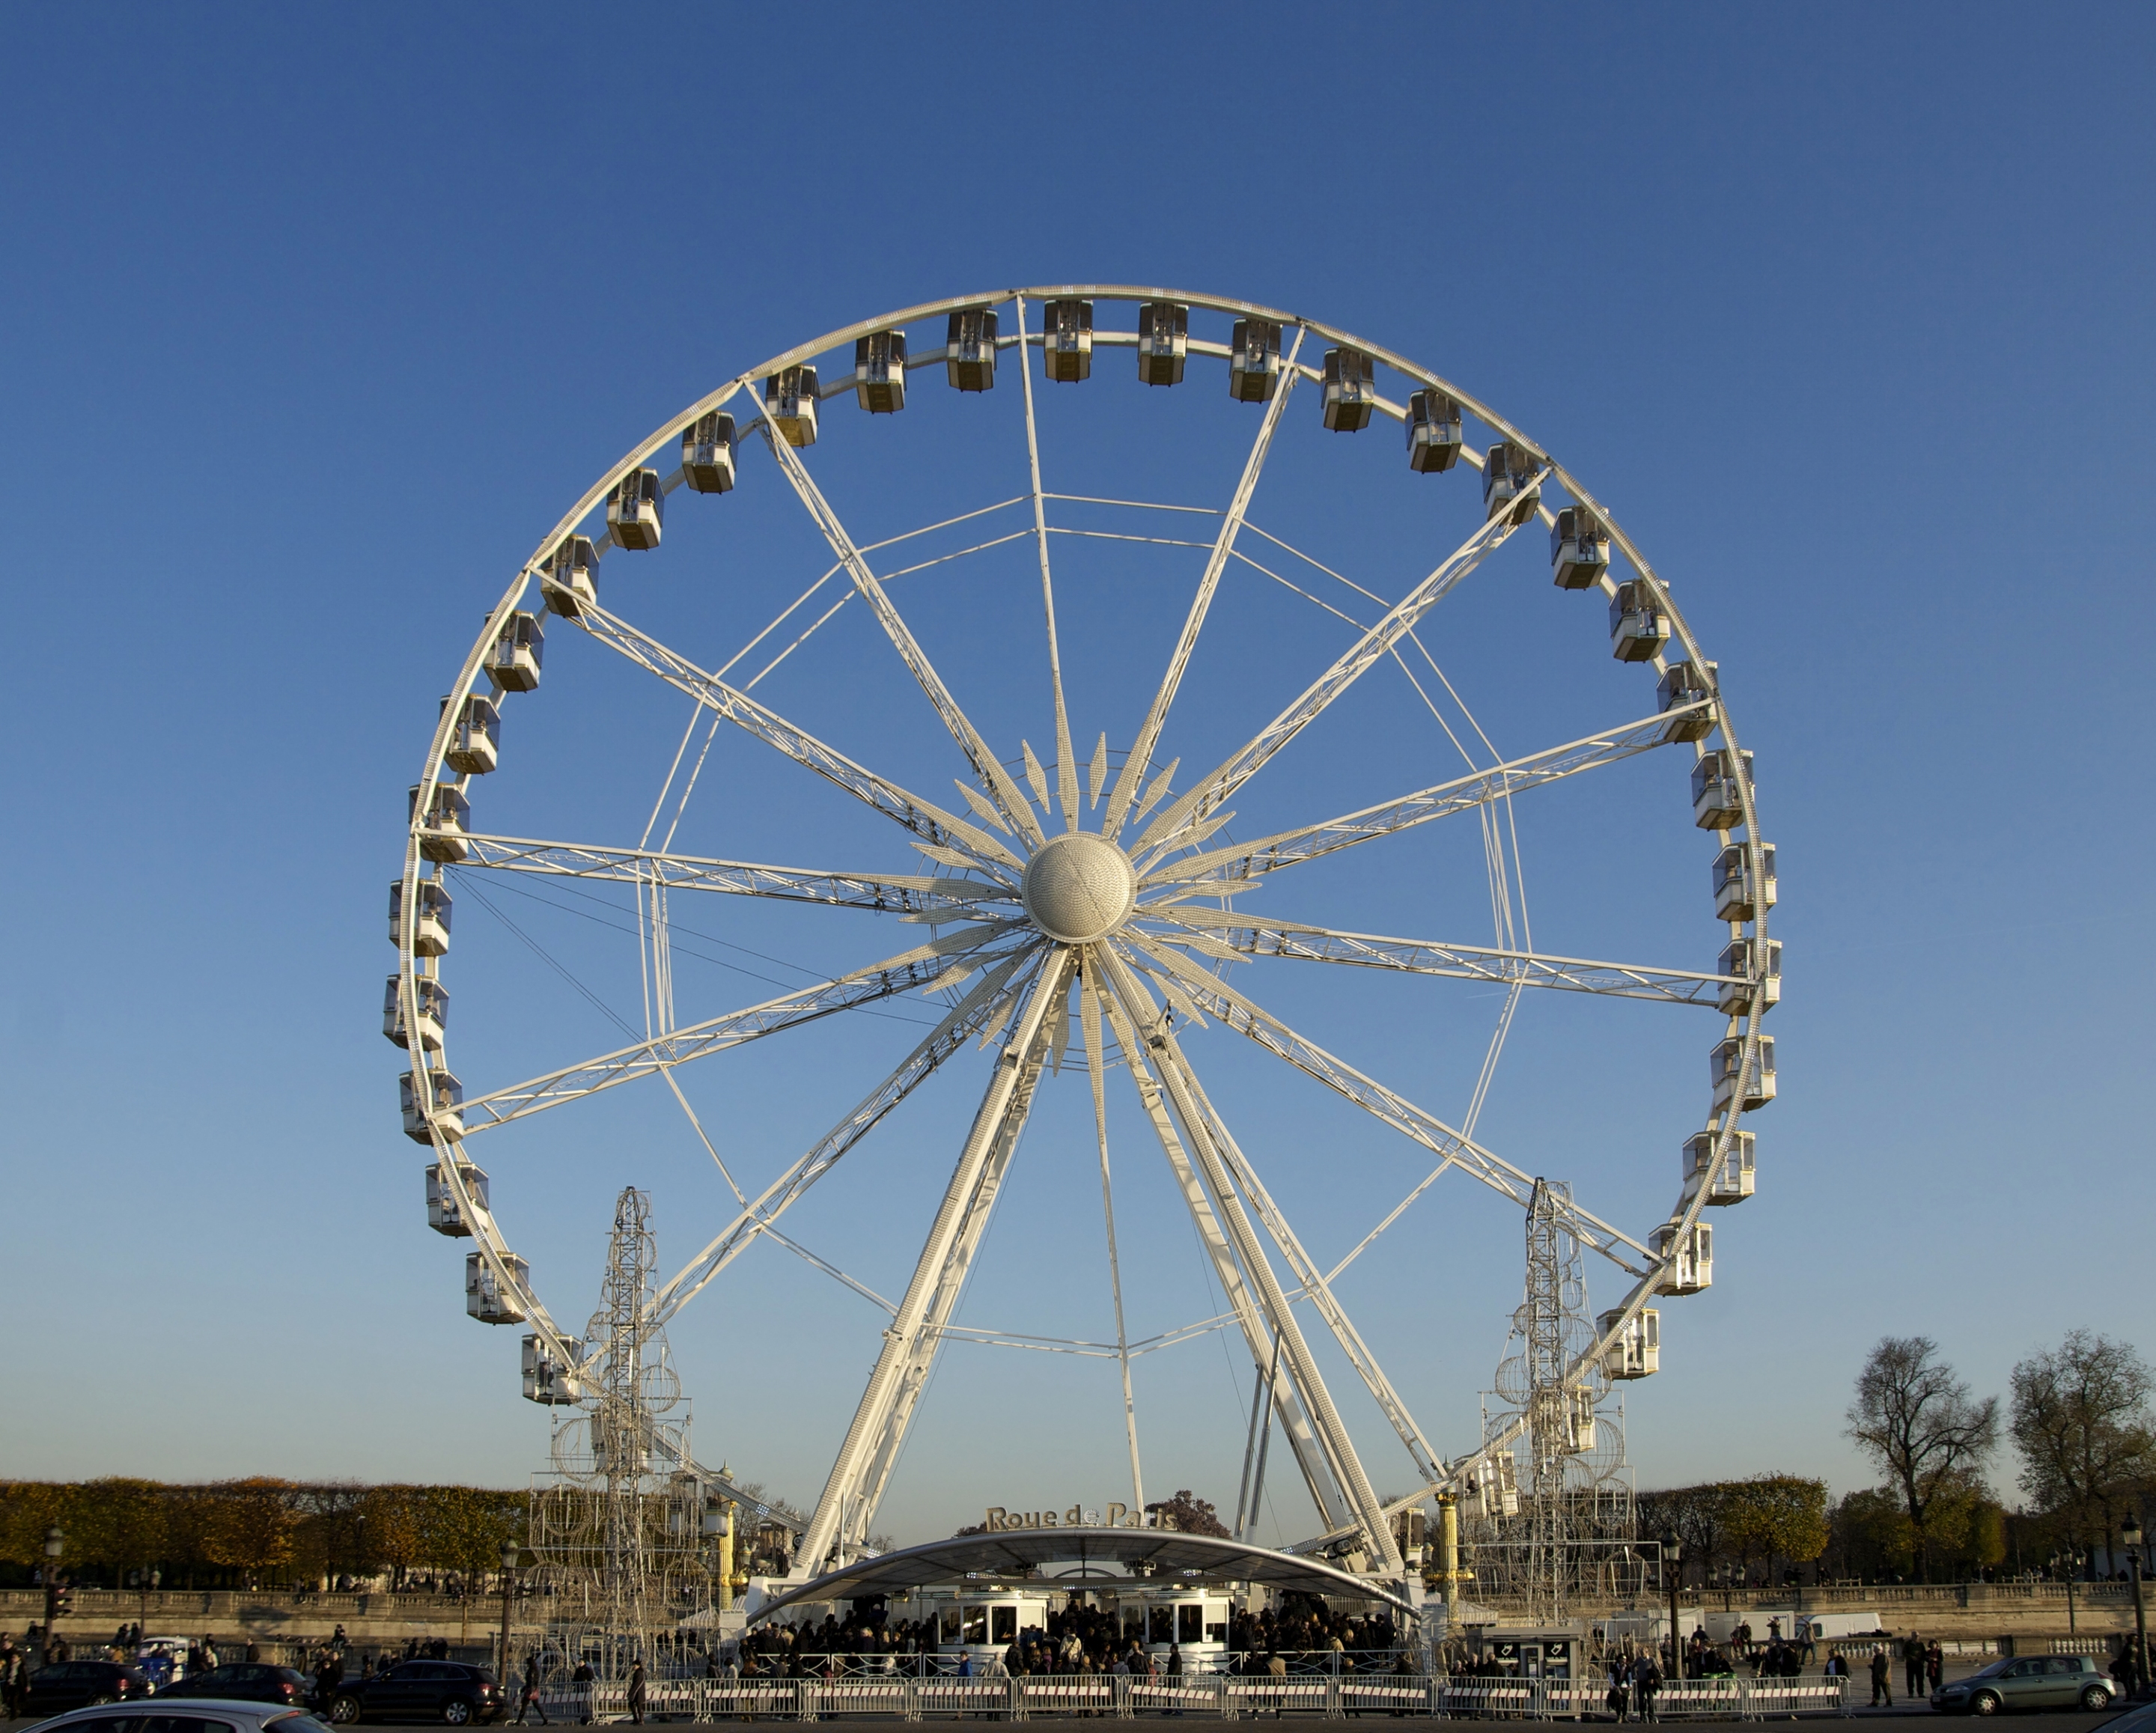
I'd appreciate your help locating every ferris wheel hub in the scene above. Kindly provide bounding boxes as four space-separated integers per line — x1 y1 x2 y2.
1020 832 1138 945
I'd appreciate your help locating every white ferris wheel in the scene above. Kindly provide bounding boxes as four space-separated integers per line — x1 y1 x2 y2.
390 284 1777 1590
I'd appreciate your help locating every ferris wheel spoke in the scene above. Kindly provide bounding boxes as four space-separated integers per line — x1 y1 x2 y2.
1127 469 1552 866
1088 951 1353 1537
1077 959 1144 1510
800 948 1076 1574
459 924 1026 1133
1091 946 1401 1573
753 421 1046 849
1101 326 1310 838
571 600 1023 876
650 952 1037 1330
1142 702 1702 892
460 832 1017 916
1116 932 1651 1275
1144 907 1736 1008
1014 295 1081 832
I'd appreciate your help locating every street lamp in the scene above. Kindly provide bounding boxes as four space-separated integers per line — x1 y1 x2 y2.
499 1544 520 1684
41 1526 65 1662
2123 1516 2149 1695
1661 1528 1685 1681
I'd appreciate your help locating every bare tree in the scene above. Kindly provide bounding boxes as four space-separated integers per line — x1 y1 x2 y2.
1845 1335 1999 1580
2010 1331 2156 1554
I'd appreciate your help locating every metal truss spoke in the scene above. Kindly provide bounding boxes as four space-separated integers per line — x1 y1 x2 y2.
1101 326 1309 838
1148 908 1736 1008
1129 470 1552 864
460 832 1016 916
572 600 1023 875
460 925 1026 1133
754 421 1046 848
1088 952 1350 1535
651 953 1037 1328
1145 702 1704 892
1118 933 1650 1275
1079 957 1144 1509
1147 1038 1446 1486
797 948 1076 1574
1092 945 1404 1577
1014 294 1081 831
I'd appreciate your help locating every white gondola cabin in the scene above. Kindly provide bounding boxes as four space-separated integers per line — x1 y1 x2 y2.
442 692 500 776
1550 505 1609 588
1717 936 1781 1015
523 1333 585 1404
947 309 998 392
389 879 451 956
383 972 448 1051
1608 579 1670 662
915 1590 1053 1660
1321 347 1376 431
541 534 598 618
409 780 471 863
765 366 819 447
485 610 545 693
1683 1130 1755 1205
1597 1307 1660 1379
1482 441 1541 525
1657 659 1717 741
466 1249 529 1324
1229 317 1281 403
1406 389 1462 472
1041 298 1092 382
400 1066 464 1143
1653 1220 1713 1294
1712 841 1776 922
853 332 907 413
1567 1388 1598 1453
682 412 737 493
1136 301 1188 386
1125 1587 1234 1661
425 1156 489 1235
1691 748 1754 830
1710 1033 1776 1112
606 467 664 549
1471 1453 1520 1520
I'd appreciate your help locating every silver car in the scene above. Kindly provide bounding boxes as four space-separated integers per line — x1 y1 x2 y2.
1930 1654 2114 1714
31 1700 335 1733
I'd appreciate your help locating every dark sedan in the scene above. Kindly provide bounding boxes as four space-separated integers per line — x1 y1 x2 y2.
163 1666 318 1709
327 1662 504 1726
23 1660 155 1714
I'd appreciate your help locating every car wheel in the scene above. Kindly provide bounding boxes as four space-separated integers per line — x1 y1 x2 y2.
445 1699 475 1726
1970 1690 2000 1717
331 1695 364 1724
2081 1686 2112 1711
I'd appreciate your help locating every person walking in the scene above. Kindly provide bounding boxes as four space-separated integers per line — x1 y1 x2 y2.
1925 1642 1942 1697
1902 1634 1925 1702
1630 1652 1661 1725
627 1658 647 1726
1606 1654 1631 1723
517 1653 549 1726
1869 1648 1892 1708
570 1658 595 1726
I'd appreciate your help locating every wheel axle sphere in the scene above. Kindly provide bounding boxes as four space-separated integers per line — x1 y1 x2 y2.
1020 832 1136 944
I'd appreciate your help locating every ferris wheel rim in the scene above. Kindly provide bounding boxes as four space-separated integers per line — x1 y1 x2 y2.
393 281 1776 1576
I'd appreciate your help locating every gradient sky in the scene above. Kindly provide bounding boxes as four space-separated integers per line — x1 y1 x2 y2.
2 4 2149 1549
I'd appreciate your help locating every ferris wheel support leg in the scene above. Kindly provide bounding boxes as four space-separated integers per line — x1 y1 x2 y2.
794 947 1075 1577
1091 963 1350 1537
1096 947 1406 1581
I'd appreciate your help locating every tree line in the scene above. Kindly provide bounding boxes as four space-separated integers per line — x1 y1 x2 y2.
0 1479 525 1593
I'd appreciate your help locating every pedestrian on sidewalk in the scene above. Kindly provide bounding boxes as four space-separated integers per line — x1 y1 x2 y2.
515 1652 549 1726
1869 1648 1892 1708
1631 1652 1660 1724
627 1658 647 1726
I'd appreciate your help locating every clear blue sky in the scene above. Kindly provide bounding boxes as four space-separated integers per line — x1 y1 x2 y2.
2 4 2149 1547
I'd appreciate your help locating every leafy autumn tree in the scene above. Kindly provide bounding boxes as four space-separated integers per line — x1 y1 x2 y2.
2009 1331 2156 1553
1145 1490 1229 1538
1720 1474 1830 1580
1846 1336 1999 1580
200 1479 300 1586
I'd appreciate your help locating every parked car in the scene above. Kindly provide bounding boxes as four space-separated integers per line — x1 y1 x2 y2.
327 1661 505 1726
35 1699 334 1733
22 1660 155 1714
1931 1653 2113 1714
162 1665 317 1708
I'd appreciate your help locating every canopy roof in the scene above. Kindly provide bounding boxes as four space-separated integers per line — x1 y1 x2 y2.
751 1527 1415 1624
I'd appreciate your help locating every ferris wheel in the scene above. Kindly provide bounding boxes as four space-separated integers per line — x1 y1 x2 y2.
389 285 1776 1588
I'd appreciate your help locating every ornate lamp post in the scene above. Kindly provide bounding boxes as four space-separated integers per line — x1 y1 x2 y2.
2122 1516 2148 1695
499 1544 520 1684
42 1526 65 1662
1662 1528 1685 1681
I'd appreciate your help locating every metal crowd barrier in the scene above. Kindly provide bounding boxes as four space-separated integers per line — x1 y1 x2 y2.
536 1667 1850 1720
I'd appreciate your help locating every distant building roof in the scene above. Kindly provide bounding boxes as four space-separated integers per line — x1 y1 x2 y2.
751 1527 1415 1623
